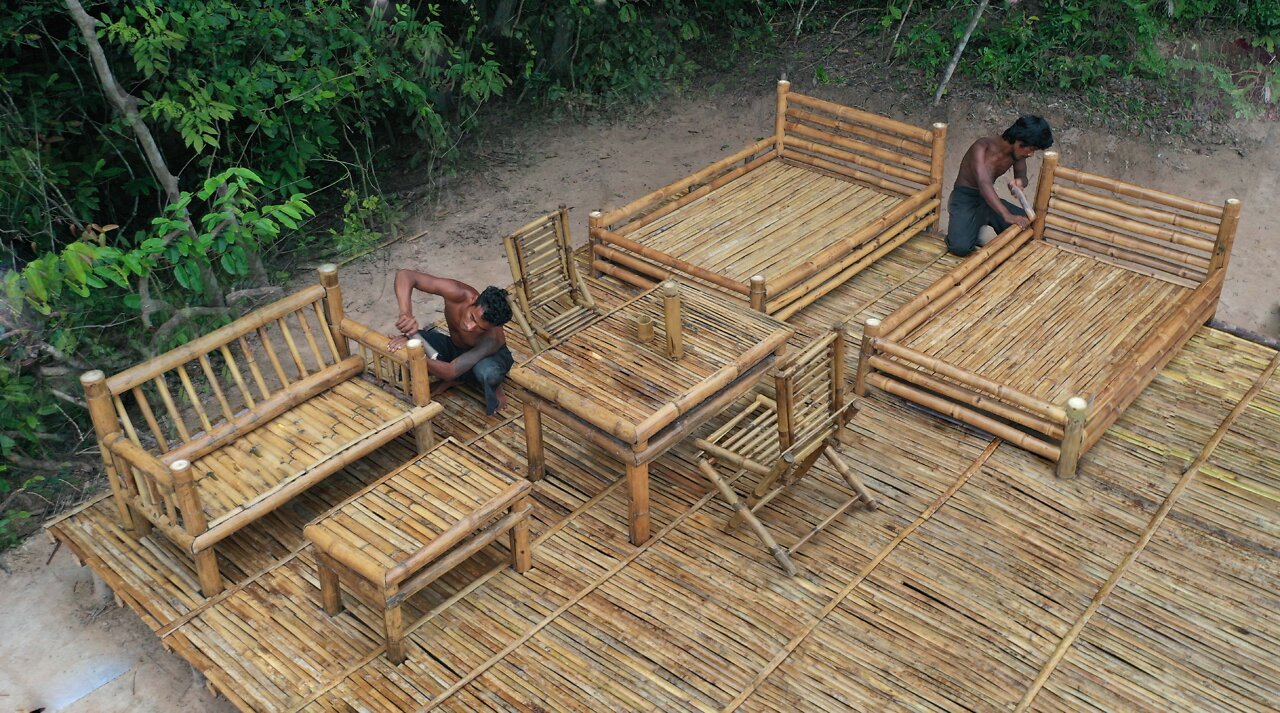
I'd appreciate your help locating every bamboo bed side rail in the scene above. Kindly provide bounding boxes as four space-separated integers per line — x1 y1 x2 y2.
590 226 753 296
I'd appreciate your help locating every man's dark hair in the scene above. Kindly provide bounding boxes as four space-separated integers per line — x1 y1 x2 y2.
476 286 513 327
1002 115 1054 150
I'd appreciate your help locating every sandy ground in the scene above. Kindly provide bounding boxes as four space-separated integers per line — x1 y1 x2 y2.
2 68 1276 712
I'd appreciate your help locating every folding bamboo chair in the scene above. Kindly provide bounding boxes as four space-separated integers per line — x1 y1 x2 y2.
694 325 880 576
503 205 600 352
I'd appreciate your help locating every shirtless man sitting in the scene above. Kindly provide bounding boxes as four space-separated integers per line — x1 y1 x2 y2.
387 270 514 416
946 115 1054 256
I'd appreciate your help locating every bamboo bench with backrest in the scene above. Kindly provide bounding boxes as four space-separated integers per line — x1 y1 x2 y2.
80 265 443 597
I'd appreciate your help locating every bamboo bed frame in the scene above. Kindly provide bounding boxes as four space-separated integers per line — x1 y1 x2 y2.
856 151 1241 478
589 80 947 319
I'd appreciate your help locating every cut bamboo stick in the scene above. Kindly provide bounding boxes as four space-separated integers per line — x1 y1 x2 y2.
929 122 947 186
749 275 766 312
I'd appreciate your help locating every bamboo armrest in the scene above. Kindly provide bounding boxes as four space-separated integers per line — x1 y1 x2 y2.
104 433 175 489
339 317 410 366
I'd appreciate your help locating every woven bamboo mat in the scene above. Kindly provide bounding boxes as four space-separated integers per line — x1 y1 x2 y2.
901 239 1188 403
625 160 905 283
46 234 1280 712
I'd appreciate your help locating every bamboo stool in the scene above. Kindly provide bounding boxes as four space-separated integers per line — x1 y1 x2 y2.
303 438 533 664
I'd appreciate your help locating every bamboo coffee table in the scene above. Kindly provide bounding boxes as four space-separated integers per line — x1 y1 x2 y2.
304 438 533 664
510 281 794 545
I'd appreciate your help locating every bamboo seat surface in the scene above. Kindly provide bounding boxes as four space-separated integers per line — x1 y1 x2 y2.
900 239 1187 404
193 379 417 527
43 236 1280 712
626 160 904 283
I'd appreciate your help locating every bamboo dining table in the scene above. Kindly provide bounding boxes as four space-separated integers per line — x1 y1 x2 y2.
510 281 794 545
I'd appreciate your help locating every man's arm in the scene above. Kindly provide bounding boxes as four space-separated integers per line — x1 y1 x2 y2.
426 331 504 381
1011 156 1029 189
393 269 476 335
973 144 1030 228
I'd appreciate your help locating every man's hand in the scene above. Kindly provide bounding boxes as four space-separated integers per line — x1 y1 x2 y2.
1009 177 1028 191
1008 214 1031 229
387 334 409 352
395 312 419 336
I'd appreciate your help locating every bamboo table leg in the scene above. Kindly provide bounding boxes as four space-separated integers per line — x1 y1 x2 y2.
510 496 532 573
523 402 545 481
317 552 344 616
627 459 650 545
384 601 406 665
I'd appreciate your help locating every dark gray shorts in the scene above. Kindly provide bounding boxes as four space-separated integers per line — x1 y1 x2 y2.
946 186 1025 257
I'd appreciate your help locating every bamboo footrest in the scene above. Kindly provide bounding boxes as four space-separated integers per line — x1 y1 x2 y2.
304 438 534 664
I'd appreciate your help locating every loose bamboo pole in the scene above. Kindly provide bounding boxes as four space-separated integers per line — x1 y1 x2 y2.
599 138 775 226
82 370 135 530
591 227 751 294
875 339 1066 421
522 402 545 481
929 122 947 187
749 275 766 312
1208 198 1242 279
662 280 684 360
1032 151 1058 239
322 262 353 358
787 92 933 143
1055 165 1224 218
853 318 881 397
1055 397 1088 479
774 79 789 157
106 286 326 394
405 338 435 452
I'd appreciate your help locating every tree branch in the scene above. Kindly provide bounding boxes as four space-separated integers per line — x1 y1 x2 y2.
933 0 990 106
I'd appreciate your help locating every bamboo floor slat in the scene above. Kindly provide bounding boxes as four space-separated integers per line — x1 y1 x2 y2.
46 234 1279 713
901 240 1187 403
624 160 905 283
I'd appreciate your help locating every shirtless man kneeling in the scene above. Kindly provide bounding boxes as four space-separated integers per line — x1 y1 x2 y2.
387 269 514 416
946 115 1054 256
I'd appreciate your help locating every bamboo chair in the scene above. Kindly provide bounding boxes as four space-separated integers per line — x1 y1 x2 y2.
503 205 601 351
694 325 880 576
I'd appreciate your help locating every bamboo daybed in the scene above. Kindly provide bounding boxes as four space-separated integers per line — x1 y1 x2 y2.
855 152 1242 478
589 80 948 319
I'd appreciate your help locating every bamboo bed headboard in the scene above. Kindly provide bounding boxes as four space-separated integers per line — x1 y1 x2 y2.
857 151 1242 479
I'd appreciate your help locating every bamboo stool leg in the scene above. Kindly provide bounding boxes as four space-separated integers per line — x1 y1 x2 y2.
824 445 880 510
194 548 223 598
384 601 406 665
523 403 545 481
627 459 650 545
317 553 344 616
698 460 797 576
510 496 532 573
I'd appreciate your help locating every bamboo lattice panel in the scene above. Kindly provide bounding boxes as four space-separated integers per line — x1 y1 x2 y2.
625 160 904 283
901 239 1188 404
46 237 1279 712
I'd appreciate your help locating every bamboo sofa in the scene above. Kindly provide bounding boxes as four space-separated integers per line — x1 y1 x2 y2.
855 152 1241 478
589 79 947 320
80 265 442 597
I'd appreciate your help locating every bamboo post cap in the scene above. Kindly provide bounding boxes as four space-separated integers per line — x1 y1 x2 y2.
1226 198 1240 205
318 263 337 275
866 318 881 328
80 369 106 385
170 459 190 471
589 210 602 218
661 280 680 296
1066 396 1087 412
406 338 423 349
932 122 947 130
1043 151 1059 160
750 275 765 287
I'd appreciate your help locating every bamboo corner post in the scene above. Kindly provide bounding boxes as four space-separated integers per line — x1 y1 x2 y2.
1032 151 1059 239
1208 198 1241 282
929 122 948 187
832 322 849 417
405 338 434 452
749 275 767 312
853 318 881 397
172 459 220 596
588 211 604 278
81 369 136 531
636 314 655 343
662 280 684 360
775 79 790 156
318 264 349 358
1056 396 1088 479
523 402 545 481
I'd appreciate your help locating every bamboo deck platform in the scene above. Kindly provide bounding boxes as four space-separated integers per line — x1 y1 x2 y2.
47 233 1279 711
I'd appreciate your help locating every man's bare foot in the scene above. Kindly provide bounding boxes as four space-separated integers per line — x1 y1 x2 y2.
494 385 509 413
434 379 458 395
